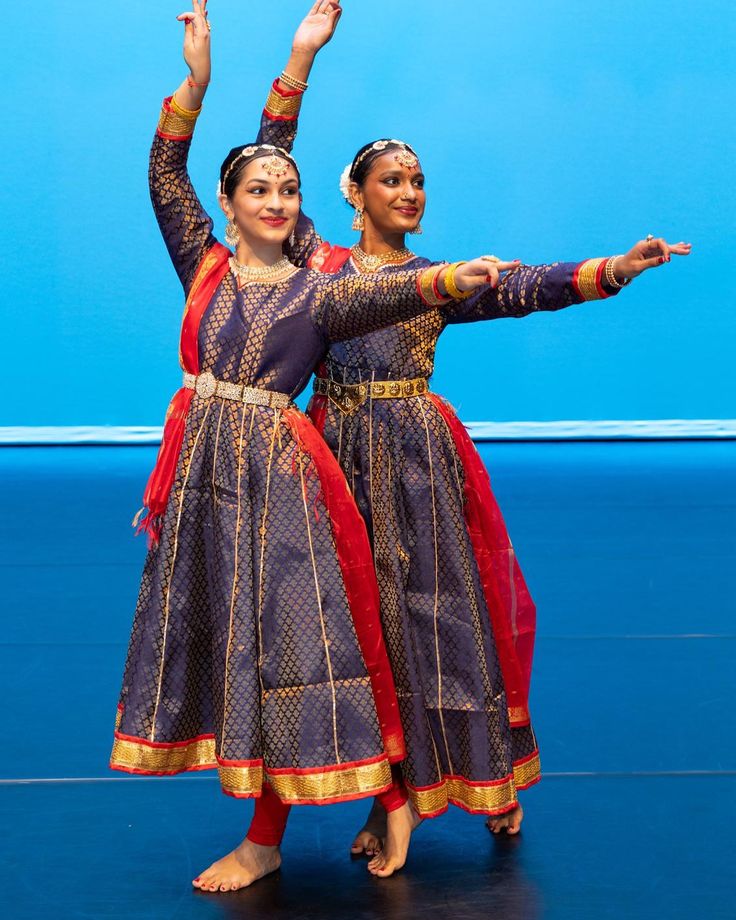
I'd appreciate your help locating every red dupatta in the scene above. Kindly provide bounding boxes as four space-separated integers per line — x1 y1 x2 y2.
428 395 536 726
281 409 407 764
308 242 352 274
307 240 536 725
134 243 231 543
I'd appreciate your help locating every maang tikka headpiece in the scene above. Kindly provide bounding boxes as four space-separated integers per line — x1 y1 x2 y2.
218 144 299 196
339 139 421 203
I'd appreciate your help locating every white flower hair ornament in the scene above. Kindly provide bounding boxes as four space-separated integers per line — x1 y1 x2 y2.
339 163 354 205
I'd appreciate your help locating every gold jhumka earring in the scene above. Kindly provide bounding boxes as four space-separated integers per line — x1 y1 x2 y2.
225 219 240 247
410 223 423 235
352 208 365 232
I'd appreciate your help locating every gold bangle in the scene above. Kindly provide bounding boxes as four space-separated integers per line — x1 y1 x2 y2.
418 265 449 306
443 262 473 300
575 257 605 301
280 70 308 92
158 97 200 139
605 255 630 289
265 87 303 119
170 93 202 119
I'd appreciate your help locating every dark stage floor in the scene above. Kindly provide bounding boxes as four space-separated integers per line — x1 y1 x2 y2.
2 773 734 920
1 441 734 918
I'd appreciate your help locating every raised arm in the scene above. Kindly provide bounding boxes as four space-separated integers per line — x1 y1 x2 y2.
442 239 692 324
151 1 215 294
256 1 342 152
315 260 496 343
255 2 342 267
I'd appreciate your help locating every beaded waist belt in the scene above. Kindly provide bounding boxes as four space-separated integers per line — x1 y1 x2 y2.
183 371 292 409
313 375 429 414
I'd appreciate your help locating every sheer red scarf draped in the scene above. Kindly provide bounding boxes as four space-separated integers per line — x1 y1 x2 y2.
134 243 231 543
428 395 536 726
281 408 407 764
308 242 536 725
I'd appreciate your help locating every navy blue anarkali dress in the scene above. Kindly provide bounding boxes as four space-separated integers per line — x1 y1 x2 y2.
255 77 623 816
110 93 451 805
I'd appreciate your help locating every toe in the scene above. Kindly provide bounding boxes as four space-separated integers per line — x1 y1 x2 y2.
367 854 383 874
376 859 398 878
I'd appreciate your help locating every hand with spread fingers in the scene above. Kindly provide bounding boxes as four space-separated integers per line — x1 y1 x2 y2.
177 0 211 87
613 237 692 282
292 1 343 56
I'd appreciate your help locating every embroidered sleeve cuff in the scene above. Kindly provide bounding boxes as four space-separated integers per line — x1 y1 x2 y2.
418 265 451 306
156 95 202 140
264 78 304 122
571 257 613 301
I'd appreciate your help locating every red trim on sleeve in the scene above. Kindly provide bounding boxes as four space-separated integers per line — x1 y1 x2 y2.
155 130 194 141
262 112 298 123
595 258 611 299
270 77 303 98
571 262 583 300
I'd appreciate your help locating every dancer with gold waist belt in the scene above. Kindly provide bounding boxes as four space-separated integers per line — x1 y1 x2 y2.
253 0 692 877
110 0 502 894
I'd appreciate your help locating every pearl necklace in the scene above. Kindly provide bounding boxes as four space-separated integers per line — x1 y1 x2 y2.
228 255 294 285
350 244 416 273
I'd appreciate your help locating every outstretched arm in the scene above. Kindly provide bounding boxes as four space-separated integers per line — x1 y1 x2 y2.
316 260 502 343
442 238 692 324
151 0 216 294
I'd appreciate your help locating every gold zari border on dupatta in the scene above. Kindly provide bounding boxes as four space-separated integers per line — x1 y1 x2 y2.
382 730 406 764
508 705 531 726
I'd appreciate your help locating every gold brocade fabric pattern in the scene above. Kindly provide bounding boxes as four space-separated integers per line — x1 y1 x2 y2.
112 124 445 803
255 80 613 814
308 259 547 815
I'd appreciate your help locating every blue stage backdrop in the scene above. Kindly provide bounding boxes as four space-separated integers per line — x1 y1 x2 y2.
3 1 732 427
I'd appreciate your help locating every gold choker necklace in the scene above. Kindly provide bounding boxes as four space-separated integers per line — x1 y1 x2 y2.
350 245 415 273
229 255 294 285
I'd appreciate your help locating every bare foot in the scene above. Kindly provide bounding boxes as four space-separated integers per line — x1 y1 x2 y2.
487 804 524 836
350 797 387 857
367 801 422 878
192 837 281 893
